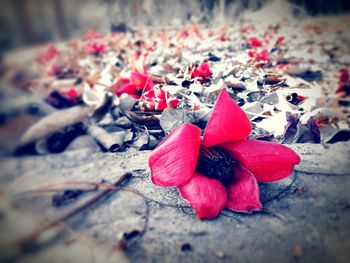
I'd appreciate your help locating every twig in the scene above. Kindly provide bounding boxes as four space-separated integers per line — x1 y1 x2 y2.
16 172 132 250
15 181 191 210
220 210 253 228
119 187 190 209
260 208 289 223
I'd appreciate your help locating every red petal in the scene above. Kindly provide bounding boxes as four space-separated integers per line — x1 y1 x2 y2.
191 68 201 78
167 96 179 108
115 84 140 98
276 36 285 45
198 63 212 78
112 77 130 91
339 69 349 83
258 49 269 61
226 166 262 213
191 63 212 79
247 50 256 57
179 172 227 219
63 88 79 102
248 37 262 48
203 89 252 147
155 99 167 111
146 80 155 92
130 71 151 89
149 123 201 186
220 140 301 182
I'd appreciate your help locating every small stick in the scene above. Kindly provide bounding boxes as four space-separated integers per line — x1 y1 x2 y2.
17 172 132 250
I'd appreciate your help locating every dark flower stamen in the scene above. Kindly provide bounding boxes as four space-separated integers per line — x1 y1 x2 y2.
196 146 237 185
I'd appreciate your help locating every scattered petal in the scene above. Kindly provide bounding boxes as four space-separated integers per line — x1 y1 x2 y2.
191 63 212 79
130 71 154 91
248 37 262 48
116 84 140 99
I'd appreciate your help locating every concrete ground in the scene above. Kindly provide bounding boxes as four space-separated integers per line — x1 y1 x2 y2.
0 142 349 263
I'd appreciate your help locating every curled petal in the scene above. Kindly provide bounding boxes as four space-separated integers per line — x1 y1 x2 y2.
115 84 140 99
179 172 227 219
220 140 301 182
149 123 201 186
130 71 154 91
226 166 262 213
130 71 147 87
110 77 130 93
203 89 252 147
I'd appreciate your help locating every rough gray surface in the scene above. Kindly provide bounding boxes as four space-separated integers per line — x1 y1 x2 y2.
0 143 350 263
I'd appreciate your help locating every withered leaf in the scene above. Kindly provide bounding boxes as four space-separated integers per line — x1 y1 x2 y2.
160 107 191 134
123 111 160 127
87 125 128 152
18 106 93 147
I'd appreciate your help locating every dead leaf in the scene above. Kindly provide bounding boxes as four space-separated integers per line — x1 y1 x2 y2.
160 107 191 134
18 106 93 147
87 125 128 152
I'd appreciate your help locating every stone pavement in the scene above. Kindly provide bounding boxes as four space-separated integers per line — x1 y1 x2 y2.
0 142 349 263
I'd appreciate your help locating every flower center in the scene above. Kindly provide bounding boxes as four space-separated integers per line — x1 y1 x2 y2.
196 146 237 185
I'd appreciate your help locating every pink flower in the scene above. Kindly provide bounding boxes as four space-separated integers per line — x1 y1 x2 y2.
336 84 350 96
180 28 190 38
276 36 285 45
36 44 58 64
85 41 107 55
192 25 202 39
115 71 155 99
140 87 179 111
191 63 212 79
257 49 269 61
336 69 350 97
248 49 269 62
248 37 262 48
247 50 256 58
149 89 300 219
63 88 79 102
338 68 349 83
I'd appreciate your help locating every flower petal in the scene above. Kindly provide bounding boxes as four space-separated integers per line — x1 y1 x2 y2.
130 71 154 91
179 172 227 219
248 37 262 48
226 166 262 213
115 84 140 99
130 71 148 87
203 89 252 147
220 140 301 182
191 63 212 79
149 123 201 186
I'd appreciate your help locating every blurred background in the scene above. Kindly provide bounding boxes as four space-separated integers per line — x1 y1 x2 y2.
0 0 350 53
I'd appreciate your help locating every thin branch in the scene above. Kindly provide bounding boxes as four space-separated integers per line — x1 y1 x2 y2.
16 172 132 250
